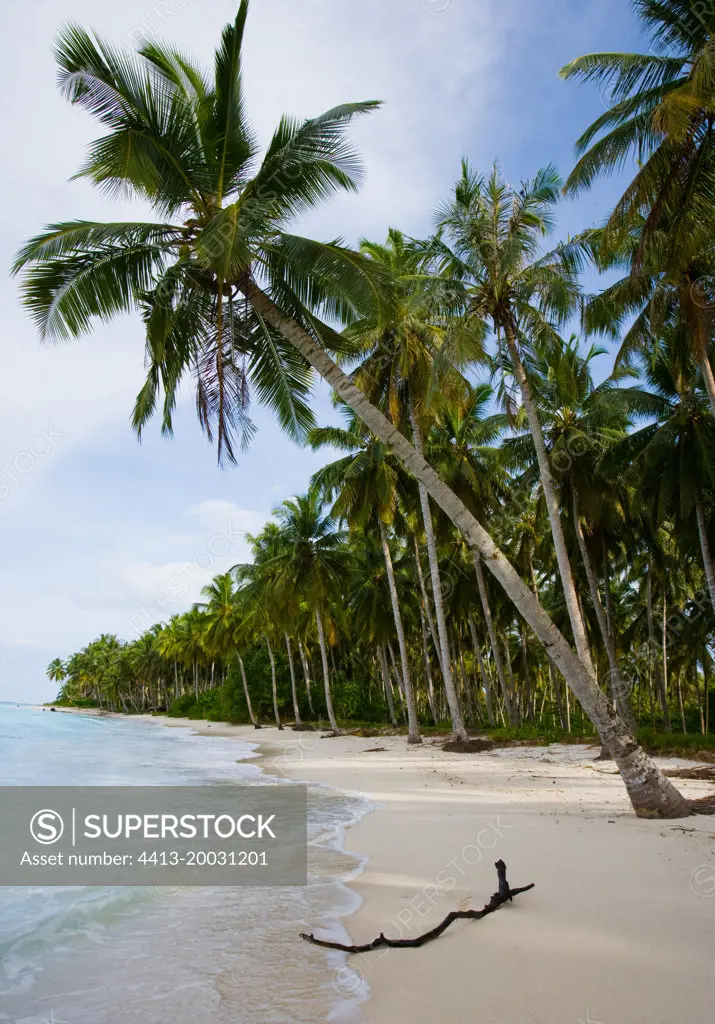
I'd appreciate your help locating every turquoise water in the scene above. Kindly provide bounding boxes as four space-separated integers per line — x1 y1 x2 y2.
0 704 371 1023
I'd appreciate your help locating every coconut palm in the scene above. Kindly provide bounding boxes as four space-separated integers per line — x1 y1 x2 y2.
346 228 474 740
267 492 350 734
434 163 599 689
310 417 423 742
562 0 715 410
200 572 259 727
47 657 67 687
504 336 647 730
614 335 715 614
13 4 691 815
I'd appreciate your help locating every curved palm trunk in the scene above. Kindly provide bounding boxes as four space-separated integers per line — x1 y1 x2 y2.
695 494 715 614
242 279 690 817
315 607 339 734
299 642 316 716
378 644 398 726
573 493 638 733
474 554 518 726
238 654 259 728
265 637 283 730
379 521 421 743
503 321 597 682
408 396 467 741
284 634 302 728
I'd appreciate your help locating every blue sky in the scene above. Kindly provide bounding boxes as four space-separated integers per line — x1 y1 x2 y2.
0 0 645 702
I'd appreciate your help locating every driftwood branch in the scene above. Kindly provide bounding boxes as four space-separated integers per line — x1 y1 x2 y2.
300 859 534 954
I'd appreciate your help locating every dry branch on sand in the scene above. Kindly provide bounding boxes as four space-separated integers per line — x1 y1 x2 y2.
300 860 534 953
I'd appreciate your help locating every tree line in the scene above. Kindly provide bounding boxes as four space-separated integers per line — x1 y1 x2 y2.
22 0 715 816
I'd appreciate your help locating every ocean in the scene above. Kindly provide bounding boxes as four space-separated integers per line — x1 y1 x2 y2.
0 704 372 1023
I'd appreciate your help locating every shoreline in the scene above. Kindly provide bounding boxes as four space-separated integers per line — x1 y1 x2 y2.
127 715 715 1024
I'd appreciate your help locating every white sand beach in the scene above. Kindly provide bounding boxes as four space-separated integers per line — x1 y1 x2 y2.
153 719 715 1024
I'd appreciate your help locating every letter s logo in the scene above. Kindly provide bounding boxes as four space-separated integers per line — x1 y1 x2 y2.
30 809 64 845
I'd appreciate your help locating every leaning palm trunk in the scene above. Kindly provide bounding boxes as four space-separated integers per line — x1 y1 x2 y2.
379 521 421 743
474 554 518 726
284 634 302 728
503 322 597 682
408 396 468 741
573 493 638 733
695 495 715 615
241 279 690 817
315 607 339 734
238 654 259 728
265 637 283 730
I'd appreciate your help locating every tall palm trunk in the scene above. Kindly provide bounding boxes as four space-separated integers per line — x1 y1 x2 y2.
474 554 518 725
700 356 715 418
284 634 302 728
238 654 259 728
378 645 398 726
242 279 690 817
265 637 283 730
299 642 316 716
695 495 715 614
379 521 421 743
408 395 467 741
315 607 339 734
413 536 443 674
503 320 597 682
573 492 638 732
418 602 438 724
388 641 407 715
469 616 494 726
646 566 670 729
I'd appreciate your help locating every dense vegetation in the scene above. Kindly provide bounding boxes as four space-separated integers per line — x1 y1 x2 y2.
20 0 715 815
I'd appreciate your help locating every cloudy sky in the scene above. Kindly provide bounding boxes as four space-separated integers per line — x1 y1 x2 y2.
0 0 643 701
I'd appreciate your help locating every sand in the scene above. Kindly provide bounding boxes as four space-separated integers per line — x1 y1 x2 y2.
134 718 713 1024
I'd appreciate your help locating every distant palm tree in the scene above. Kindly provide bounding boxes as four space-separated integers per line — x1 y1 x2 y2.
269 492 350 735
310 418 423 742
201 572 259 727
47 657 67 685
348 228 472 740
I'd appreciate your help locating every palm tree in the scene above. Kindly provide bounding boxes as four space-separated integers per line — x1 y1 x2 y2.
47 657 67 689
561 0 715 411
239 524 288 729
504 336 643 731
310 417 422 742
201 572 259 727
614 336 715 615
425 384 518 724
12 5 690 815
435 163 598 690
269 492 350 734
346 228 472 740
